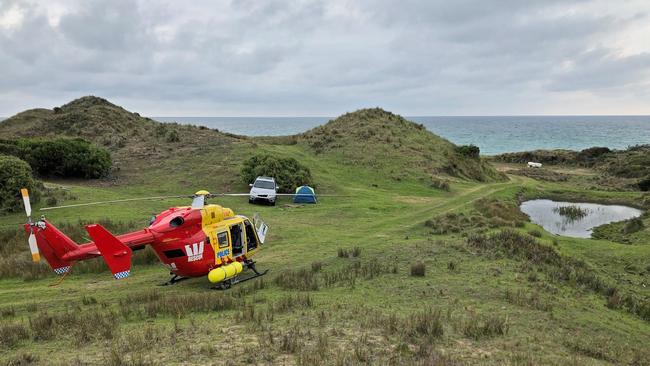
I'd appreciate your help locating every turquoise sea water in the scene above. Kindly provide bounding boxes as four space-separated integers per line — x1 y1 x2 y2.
154 115 650 155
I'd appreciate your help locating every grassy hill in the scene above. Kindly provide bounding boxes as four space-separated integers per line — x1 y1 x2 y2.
0 100 504 187
298 108 504 182
0 98 648 365
0 96 246 185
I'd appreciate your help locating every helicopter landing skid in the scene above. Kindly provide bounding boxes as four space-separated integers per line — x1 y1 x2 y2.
159 274 189 286
213 261 269 290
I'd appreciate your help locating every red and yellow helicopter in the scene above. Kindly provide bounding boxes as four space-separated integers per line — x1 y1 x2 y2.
20 189 269 289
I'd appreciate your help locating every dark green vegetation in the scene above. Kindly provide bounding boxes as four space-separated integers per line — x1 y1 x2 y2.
554 205 589 221
456 144 481 159
493 145 650 191
240 154 313 193
0 97 649 365
0 138 112 178
0 155 39 213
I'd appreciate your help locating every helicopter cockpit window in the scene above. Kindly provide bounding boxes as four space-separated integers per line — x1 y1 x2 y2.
169 216 184 227
217 231 229 248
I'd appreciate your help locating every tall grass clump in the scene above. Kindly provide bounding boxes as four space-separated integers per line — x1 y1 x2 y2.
273 268 319 291
408 307 444 340
410 262 426 277
0 322 30 347
118 290 236 319
462 314 508 340
553 205 588 221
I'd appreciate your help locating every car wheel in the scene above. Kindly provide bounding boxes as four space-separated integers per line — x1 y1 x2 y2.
248 198 254 204
270 200 276 206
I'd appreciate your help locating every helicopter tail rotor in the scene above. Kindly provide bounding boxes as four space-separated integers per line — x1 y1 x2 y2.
21 188 40 262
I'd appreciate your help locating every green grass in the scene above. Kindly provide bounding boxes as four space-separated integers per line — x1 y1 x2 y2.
0 99 649 365
0 152 648 365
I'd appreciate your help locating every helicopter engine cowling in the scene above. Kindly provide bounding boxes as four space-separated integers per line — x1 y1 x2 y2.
208 261 244 283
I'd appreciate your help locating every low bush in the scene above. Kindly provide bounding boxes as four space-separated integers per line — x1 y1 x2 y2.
456 145 481 159
240 154 313 193
410 262 426 277
311 261 323 272
576 146 611 162
431 177 451 191
638 176 650 191
622 217 644 234
0 138 112 178
0 155 40 213
456 144 480 159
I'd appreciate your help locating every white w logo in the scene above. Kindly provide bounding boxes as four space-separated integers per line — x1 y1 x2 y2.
185 241 204 262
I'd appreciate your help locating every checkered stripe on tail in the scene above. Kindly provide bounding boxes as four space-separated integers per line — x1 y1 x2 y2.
113 270 130 279
53 266 71 275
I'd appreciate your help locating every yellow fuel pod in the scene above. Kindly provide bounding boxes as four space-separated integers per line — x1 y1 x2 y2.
208 261 244 283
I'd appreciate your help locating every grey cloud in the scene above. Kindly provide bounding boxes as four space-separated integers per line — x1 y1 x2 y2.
0 0 649 116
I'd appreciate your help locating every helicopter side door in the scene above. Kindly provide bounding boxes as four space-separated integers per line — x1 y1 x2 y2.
210 229 231 265
243 219 259 254
230 222 245 257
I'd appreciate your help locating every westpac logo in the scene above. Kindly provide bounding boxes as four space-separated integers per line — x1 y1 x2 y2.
185 241 204 262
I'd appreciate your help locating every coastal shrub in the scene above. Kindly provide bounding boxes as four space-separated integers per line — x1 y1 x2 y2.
165 129 180 143
240 154 313 193
456 144 480 159
577 146 610 163
622 217 644 234
493 149 577 165
0 155 40 213
638 176 650 191
431 177 451 191
410 262 426 277
0 138 112 178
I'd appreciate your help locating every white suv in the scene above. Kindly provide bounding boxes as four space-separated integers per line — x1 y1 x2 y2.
249 176 278 205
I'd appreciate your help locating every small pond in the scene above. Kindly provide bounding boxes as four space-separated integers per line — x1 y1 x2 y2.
520 199 643 238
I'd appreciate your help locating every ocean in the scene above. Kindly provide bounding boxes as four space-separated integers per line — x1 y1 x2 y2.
154 115 650 155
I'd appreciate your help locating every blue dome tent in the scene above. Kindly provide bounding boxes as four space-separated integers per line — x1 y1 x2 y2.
293 185 317 204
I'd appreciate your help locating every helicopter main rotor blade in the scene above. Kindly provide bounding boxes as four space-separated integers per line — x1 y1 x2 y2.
40 195 192 211
209 193 251 197
273 194 347 196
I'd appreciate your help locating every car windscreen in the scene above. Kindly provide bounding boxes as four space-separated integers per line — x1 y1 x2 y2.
254 180 275 189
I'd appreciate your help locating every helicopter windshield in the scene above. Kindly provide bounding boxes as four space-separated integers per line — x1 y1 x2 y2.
254 180 275 189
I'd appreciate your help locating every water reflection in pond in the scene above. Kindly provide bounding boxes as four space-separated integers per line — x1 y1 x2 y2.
520 199 643 238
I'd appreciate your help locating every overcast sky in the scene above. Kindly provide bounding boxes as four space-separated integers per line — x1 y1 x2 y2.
1 0 650 116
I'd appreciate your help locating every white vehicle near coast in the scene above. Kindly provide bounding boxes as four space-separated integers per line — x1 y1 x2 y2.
249 176 278 205
527 162 543 168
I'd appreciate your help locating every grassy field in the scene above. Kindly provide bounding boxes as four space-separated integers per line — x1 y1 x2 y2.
1 150 649 365
0 100 649 365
